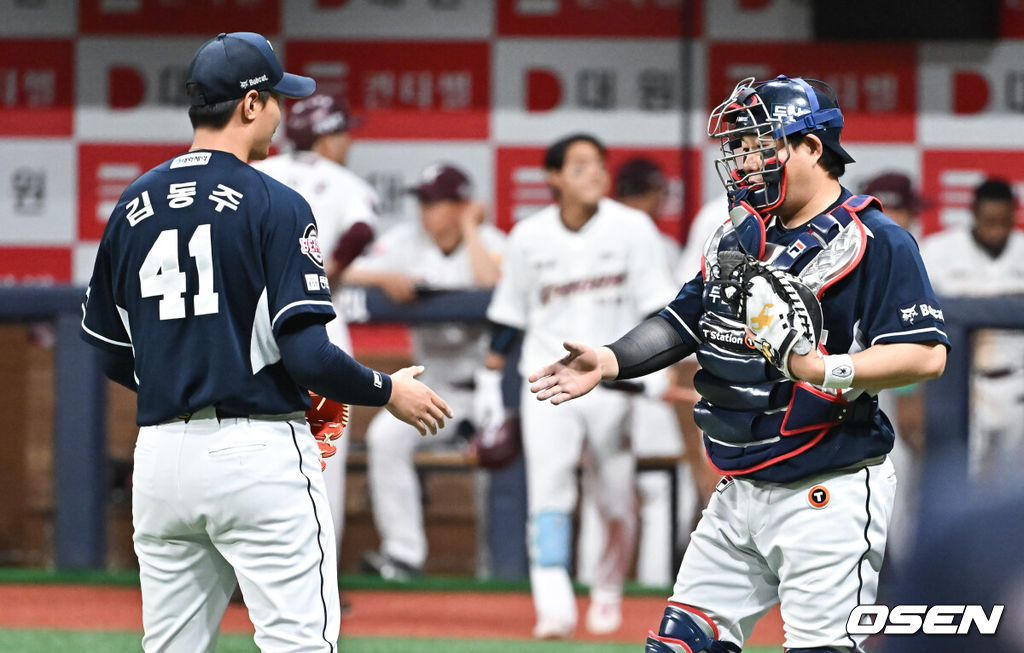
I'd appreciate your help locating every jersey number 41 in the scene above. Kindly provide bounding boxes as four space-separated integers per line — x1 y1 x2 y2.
140 224 220 321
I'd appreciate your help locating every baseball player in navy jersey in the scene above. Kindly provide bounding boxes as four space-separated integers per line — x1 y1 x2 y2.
486 134 678 638
79 32 451 652
529 76 949 652
254 93 379 568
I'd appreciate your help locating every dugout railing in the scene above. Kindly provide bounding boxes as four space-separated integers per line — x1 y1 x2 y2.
0 286 1012 570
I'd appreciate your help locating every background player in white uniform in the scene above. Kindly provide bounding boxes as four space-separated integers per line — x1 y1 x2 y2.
920 178 1024 476
528 77 949 652
485 134 677 638
253 93 379 568
577 157 698 589
342 163 506 579
79 32 451 652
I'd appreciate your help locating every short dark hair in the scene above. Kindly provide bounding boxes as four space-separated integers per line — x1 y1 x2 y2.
187 87 271 130
973 178 1014 205
543 133 606 171
789 133 845 179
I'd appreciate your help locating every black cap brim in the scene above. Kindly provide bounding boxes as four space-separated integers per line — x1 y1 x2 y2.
273 72 316 99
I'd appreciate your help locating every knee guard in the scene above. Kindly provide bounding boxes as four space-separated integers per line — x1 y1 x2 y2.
644 604 740 653
529 512 571 568
787 649 848 652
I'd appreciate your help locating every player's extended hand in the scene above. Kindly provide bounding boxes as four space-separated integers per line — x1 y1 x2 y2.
386 365 454 436
528 341 605 405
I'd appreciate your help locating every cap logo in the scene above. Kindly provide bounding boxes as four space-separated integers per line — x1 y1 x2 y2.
240 74 269 89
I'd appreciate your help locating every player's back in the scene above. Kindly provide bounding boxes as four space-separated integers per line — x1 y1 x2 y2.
92 149 331 425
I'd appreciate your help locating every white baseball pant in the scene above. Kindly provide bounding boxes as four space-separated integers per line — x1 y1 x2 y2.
670 456 896 650
132 412 339 652
521 383 636 628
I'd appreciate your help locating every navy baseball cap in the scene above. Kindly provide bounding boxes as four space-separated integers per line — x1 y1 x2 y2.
186 32 315 107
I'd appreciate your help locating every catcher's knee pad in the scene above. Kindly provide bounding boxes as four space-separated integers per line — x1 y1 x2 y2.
645 604 739 653
529 511 571 567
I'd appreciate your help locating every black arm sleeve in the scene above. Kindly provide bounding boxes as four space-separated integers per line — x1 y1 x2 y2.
488 321 523 356
605 315 696 380
277 319 392 407
98 348 138 391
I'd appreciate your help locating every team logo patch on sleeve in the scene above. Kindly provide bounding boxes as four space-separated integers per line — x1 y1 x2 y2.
299 223 324 268
899 301 944 327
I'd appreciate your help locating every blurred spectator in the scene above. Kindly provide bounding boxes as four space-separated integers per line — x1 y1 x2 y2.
484 134 678 638
864 171 929 236
575 158 700 589
920 178 1024 477
253 93 379 571
343 163 505 580
614 157 682 263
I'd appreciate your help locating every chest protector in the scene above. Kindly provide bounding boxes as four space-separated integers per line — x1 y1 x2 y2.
694 195 878 476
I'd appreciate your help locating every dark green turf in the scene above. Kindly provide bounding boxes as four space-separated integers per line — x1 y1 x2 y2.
0 629 782 653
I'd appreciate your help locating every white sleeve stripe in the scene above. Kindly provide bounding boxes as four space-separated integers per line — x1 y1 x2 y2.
663 306 701 343
81 319 133 347
271 300 334 329
870 326 948 346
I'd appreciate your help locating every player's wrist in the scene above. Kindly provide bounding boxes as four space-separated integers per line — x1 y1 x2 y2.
788 351 825 384
821 353 855 390
596 346 620 380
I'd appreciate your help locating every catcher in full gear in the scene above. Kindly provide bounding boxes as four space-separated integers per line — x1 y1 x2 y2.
527 75 949 652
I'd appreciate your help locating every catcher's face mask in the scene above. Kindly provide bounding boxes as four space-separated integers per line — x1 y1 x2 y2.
708 75 851 217
708 77 791 216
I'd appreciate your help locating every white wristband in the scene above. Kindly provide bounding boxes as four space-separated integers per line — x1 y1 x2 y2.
822 354 855 390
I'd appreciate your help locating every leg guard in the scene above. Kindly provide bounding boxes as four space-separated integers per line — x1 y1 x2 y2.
644 604 740 653
529 512 572 568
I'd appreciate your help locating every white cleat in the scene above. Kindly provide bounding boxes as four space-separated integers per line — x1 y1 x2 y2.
585 600 623 635
533 618 575 640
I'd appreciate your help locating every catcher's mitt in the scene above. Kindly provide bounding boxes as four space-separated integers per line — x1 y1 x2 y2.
736 257 822 378
307 391 350 471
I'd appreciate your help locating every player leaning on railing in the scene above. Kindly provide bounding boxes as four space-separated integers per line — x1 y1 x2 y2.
528 75 948 653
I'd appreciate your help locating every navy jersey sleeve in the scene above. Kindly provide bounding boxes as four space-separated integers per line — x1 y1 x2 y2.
858 222 950 348
81 237 134 354
260 179 336 337
657 271 704 349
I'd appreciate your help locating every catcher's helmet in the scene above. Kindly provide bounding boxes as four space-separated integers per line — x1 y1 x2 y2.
286 93 361 151
708 75 853 215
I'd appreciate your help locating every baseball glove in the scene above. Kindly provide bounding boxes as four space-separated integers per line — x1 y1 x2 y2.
307 391 350 471
738 257 822 378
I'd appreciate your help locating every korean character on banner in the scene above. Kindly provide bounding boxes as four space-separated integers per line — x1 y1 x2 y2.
365 71 395 109
208 184 243 212
398 71 433 109
167 182 197 209
12 168 46 215
576 69 616 110
23 70 56 106
863 73 899 113
438 71 472 110
638 69 674 111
